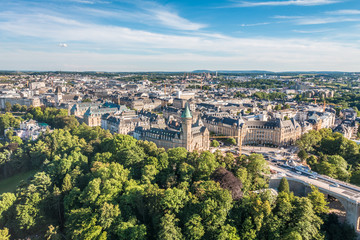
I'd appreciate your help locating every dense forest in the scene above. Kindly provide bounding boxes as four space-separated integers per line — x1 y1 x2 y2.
0 114 356 239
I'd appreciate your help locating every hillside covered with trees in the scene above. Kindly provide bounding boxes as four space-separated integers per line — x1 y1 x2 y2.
0 120 355 239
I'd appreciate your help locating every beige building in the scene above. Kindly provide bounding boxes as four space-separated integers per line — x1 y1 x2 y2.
84 105 129 127
101 114 150 135
0 96 41 109
203 115 301 147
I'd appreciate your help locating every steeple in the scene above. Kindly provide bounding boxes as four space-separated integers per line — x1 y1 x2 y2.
181 103 192 151
181 103 192 119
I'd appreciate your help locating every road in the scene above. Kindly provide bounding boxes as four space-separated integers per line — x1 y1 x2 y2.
240 145 360 202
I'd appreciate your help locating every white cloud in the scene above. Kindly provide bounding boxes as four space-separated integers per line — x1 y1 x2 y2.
296 17 360 25
78 2 206 31
292 29 333 33
326 9 360 15
0 2 360 71
0 12 360 71
240 22 272 27
149 9 206 31
235 0 340 7
70 0 110 4
274 15 360 25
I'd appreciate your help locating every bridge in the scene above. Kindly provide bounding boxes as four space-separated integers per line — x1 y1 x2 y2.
269 164 360 232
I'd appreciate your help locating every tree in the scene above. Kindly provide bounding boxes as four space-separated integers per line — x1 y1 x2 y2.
195 151 219 180
282 231 302 240
99 203 120 230
274 104 282 111
45 225 62 240
158 213 183 240
297 150 308 162
217 224 240 240
211 140 220 148
184 214 204 240
11 103 21 112
307 185 329 215
20 105 28 112
0 228 10 240
290 198 323 240
226 138 236 146
4 102 11 112
278 177 290 194
350 170 360 185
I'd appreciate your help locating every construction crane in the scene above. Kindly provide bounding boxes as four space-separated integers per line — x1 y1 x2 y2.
210 134 243 156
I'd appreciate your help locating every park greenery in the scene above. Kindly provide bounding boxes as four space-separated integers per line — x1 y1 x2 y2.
297 128 360 185
221 79 295 90
0 115 355 239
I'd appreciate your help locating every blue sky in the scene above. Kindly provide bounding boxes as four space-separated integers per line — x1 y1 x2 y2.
0 0 360 71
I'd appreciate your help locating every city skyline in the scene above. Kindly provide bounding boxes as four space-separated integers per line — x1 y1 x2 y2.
1 0 360 71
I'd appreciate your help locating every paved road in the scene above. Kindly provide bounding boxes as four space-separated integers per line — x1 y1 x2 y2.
239 145 360 202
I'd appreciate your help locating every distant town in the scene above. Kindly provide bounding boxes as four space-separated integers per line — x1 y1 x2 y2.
1 71 359 149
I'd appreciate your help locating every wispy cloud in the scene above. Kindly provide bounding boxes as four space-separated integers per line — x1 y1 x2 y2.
148 9 206 30
293 29 333 33
274 15 360 25
78 1 206 31
234 0 340 7
296 17 360 24
326 9 360 15
240 22 272 27
70 0 110 4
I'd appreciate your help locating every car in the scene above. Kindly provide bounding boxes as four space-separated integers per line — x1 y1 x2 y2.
330 183 340 187
296 171 302 175
309 175 318 180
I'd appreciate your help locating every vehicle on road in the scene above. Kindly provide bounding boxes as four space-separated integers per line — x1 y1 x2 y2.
296 171 302 175
330 183 340 187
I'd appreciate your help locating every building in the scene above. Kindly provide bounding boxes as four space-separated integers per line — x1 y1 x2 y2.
0 96 41 109
243 119 301 146
101 114 150 135
202 114 301 147
84 104 129 127
70 102 103 117
134 104 209 151
5 119 49 141
334 120 358 139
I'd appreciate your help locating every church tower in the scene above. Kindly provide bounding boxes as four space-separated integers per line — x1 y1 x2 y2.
181 103 192 151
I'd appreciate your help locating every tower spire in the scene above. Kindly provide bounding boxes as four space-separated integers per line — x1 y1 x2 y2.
181 103 192 119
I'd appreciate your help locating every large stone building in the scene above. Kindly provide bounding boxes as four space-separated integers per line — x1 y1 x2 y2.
0 96 41 109
84 104 130 127
101 114 150 135
70 102 103 117
134 104 209 151
202 114 302 147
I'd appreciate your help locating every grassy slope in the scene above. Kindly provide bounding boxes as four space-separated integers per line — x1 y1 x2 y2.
0 170 37 194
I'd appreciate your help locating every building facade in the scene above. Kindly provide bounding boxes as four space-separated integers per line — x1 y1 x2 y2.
134 104 209 151
202 114 301 147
